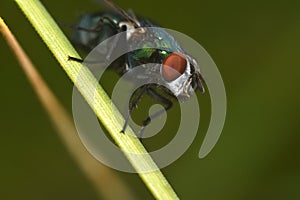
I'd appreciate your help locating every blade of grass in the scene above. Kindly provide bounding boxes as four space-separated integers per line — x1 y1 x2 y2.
14 0 180 199
0 17 137 200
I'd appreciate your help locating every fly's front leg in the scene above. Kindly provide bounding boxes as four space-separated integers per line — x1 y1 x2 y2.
121 85 148 133
139 87 173 139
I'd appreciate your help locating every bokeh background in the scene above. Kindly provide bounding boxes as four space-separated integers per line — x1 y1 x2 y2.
1 0 299 199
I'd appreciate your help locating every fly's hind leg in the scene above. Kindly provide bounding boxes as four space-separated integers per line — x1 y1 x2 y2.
67 15 124 64
68 56 84 63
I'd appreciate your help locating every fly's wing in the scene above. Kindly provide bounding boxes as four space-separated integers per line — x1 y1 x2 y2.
94 0 140 27
127 9 139 25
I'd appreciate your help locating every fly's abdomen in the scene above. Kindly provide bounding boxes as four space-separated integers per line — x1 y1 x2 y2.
72 12 124 51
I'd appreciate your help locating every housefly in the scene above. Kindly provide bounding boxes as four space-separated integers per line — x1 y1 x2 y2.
68 0 205 137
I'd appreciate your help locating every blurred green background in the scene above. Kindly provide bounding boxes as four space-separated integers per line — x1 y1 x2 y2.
1 0 300 199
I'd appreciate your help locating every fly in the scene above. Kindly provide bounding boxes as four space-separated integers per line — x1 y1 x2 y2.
68 0 205 138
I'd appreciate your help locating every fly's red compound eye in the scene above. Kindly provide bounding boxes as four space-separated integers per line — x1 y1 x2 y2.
162 52 187 82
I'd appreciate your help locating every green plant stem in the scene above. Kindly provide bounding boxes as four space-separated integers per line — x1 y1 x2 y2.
14 0 179 199
0 17 137 200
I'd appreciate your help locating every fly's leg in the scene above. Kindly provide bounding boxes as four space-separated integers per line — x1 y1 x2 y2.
139 87 173 139
68 56 84 63
68 56 107 65
68 15 125 64
66 15 120 62
197 73 205 93
121 85 148 133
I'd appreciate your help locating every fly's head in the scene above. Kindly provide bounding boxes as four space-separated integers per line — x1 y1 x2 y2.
160 52 205 100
